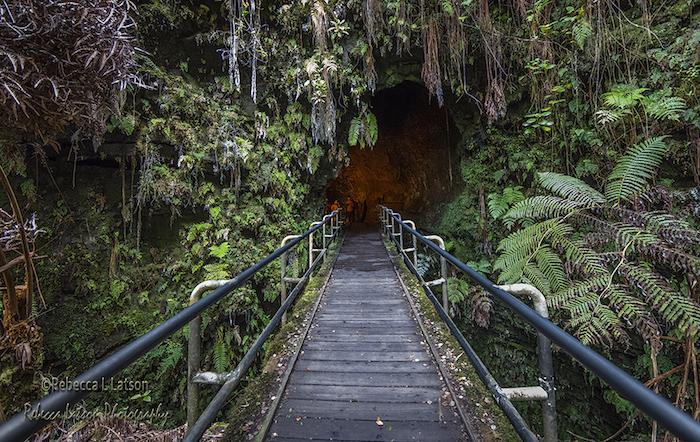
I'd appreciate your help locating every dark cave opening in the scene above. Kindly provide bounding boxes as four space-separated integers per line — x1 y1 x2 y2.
326 81 458 224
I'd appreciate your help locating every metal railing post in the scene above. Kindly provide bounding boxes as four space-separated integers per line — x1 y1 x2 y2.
187 280 233 430
498 284 557 442
280 235 301 327
404 220 418 269
309 222 320 270
426 235 449 315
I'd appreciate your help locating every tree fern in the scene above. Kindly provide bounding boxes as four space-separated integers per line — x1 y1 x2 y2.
605 136 669 205
495 139 700 349
538 172 606 204
495 218 572 285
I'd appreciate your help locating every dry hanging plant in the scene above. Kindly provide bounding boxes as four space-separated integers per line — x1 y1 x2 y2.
0 0 141 143
363 0 385 48
421 15 444 106
312 0 329 51
444 0 468 93
478 0 506 123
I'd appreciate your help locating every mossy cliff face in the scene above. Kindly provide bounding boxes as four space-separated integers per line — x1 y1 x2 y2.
1 0 699 439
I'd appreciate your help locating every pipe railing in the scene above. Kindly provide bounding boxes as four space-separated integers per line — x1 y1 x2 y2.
379 205 700 442
0 209 342 442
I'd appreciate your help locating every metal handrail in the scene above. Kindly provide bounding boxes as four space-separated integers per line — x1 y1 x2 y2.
380 207 537 441
380 205 700 442
0 209 342 442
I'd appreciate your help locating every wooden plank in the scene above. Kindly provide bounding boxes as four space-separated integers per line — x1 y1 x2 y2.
284 385 443 403
305 334 421 343
316 313 410 320
302 341 424 352
300 350 431 362
268 417 460 441
275 398 447 421
314 320 413 328
310 326 419 335
288 371 442 387
294 360 436 373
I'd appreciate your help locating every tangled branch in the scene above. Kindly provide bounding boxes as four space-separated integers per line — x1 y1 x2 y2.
0 0 142 142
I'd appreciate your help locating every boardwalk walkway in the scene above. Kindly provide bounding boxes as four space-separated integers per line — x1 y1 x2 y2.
267 230 465 441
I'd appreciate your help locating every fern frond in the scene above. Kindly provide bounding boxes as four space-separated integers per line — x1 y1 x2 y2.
365 111 378 146
158 341 184 375
348 117 361 146
559 238 608 276
549 275 608 309
213 328 229 373
538 172 606 204
572 19 592 49
643 96 686 121
605 284 647 323
496 219 573 284
601 85 648 109
595 108 631 126
605 136 669 205
534 246 568 293
621 263 700 336
523 263 552 295
637 212 700 246
503 195 585 226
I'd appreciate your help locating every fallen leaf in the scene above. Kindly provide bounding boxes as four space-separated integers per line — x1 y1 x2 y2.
376 417 384 427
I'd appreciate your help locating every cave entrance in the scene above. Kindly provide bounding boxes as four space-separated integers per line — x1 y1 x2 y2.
327 81 457 225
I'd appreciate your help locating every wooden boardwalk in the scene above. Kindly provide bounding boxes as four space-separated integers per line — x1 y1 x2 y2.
267 230 465 441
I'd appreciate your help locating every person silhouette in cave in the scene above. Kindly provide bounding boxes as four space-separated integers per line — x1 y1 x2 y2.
359 199 367 223
345 197 354 225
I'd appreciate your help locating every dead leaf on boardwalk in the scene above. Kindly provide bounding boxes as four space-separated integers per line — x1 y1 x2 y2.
375 417 384 427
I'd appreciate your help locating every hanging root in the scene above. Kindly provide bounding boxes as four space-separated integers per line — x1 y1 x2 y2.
421 16 444 106
479 0 506 123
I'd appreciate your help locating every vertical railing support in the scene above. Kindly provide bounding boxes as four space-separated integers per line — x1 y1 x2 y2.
497 283 557 442
280 235 301 327
187 279 233 430
425 235 449 315
403 220 418 269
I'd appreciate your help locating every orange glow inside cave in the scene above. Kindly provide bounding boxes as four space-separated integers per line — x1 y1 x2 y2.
326 81 457 224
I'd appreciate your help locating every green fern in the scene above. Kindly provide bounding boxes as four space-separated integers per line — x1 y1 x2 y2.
347 111 378 148
572 19 592 49
643 96 686 121
158 341 184 375
538 172 606 204
495 137 700 348
601 84 648 109
503 195 583 226
348 117 361 146
213 327 230 373
365 111 378 145
605 136 669 205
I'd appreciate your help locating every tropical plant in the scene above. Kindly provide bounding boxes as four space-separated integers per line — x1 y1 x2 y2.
495 136 700 350
347 109 378 148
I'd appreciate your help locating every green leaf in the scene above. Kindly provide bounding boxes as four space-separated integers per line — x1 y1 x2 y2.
209 242 230 259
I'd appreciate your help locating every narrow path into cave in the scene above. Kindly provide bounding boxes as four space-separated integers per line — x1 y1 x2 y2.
266 230 467 441
326 81 457 224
